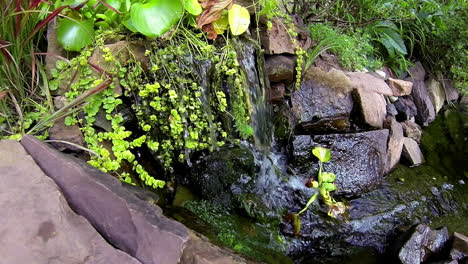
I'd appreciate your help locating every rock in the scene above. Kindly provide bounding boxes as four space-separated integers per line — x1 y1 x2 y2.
89 40 149 71
53 95 67 109
389 95 399 103
265 55 296 83
384 117 404 174
20 135 189 264
48 118 86 152
388 78 413 96
439 78 460 102
45 19 66 78
381 66 397 79
292 130 389 197
406 79 436 126
426 79 446 114
402 137 424 166
269 83 286 103
260 16 311 55
291 67 353 133
401 120 422 143
0 140 141 264
370 70 387 80
312 52 342 71
406 61 426 81
352 87 387 128
394 96 418 121
346 72 393 96
398 224 449 264
387 103 399 116
450 232 468 261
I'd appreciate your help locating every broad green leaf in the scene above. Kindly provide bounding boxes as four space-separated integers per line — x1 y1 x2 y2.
130 0 183 38
213 14 229 34
183 0 202 16
57 17 94 51
228 4 250 36
380 29 407 55
322 182 337 192
320 172 336 183
312 146 331 163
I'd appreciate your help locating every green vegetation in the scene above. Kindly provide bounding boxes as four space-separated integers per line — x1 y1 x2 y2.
289 147 346 235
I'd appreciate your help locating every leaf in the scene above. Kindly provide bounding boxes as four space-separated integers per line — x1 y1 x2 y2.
197 0 233 28
292 214 301 235
57 17 94 51
228 4 250 36
322 182 337 192
312 146 331 163
320 172 336 183
183 0 202 15
131 0 183 38
379 28 407 55
213 14 228 34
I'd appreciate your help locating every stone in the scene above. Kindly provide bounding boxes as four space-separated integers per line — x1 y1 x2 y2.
260 16 311 55
401 120 422 143
265 55 296 83
312 52 342 71
398 224 449 264
48 118 86 152
292 130 389 197
381 66 397 79
388 77 413 96
426 78 446 114
0 140 141 264
394 96 418 121
450 232 468 261
346 72 393 96
370 70 387 80
45 19 66 78
20 135 189 264
88 40 149 71
389 95 399 103
384 117 404 174
406 61 426 81
402 137 424 166
53 95 67 109
439 78 460 102
352 87 387 128
405 77 435 126
387 103 399 116
269 82 286 103
291 67 353 133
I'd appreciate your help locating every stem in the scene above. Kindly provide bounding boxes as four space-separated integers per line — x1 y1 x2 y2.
297 193 318 215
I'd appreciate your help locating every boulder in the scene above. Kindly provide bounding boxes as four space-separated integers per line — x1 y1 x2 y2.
260 16 311 55
407 79 436 126
291 67 353 133
439 78 460 102
401 120 422 143
20 135 189 264
346 72 393 96
88 40 149 71
398 224 449 264
387 103 399 116
269 83 286 103
394 96 418 121
426 78 446 114
388 77 413 96
0 140 141 264
352 87 387 128
45 20 66 79
402 137 424 166
48 118 86 152
292 130 389 197
384 117 404 174
406 61 426 81
265 55 296 83
450 232 468 261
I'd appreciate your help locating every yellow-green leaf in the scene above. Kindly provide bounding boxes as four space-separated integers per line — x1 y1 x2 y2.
213 14 229 34
183 0 202 16
228 4 250 36
312 146 331 163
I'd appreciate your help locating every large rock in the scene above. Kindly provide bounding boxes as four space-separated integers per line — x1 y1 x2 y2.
394 96 418 121
265 55 296 83
384 117 404 174
269 82 286 103
450 232 468 261
398 224 449 264
352 87 387 128
291 67 353 133
402 137 424 166
260 16 311 55
292 129 389 197
426 78 446 114
0 140 141 264
20 135 189 264
48 118 86 152
406 79 436 126
388 77 413 96
406 61 426 81
346 72 393 96
401 120 422 143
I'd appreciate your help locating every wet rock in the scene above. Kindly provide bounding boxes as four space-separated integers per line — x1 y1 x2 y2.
401 120 422 143
402 137 424 166
394 96 418 121
0 140 141 264
388 78 413 96
450 232 468 261
384 117 404 174
292 130 389 197
352 87 387 128
398 224 449 264
407 79 436 126
265 55 296 83
88 40 149 71
291 67 353 133
20 135 189 264
270 83 286 103
48 118 86 152
347 72 393 96
387 103 399 116
426 79 446 114
260 16 311 55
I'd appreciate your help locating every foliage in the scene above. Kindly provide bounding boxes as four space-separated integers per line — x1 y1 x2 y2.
289 147 346 235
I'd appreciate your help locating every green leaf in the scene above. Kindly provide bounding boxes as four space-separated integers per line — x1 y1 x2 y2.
130 0 183 38
183 0 202 16
57 17 95 51
320 172 336 183
292 214 301 235
228 4 250 36
312 146 331 163
322 182 337 192
379 29 407 55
